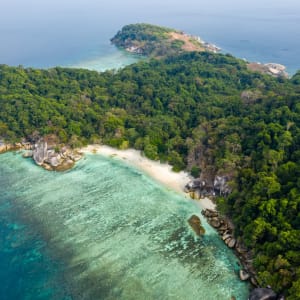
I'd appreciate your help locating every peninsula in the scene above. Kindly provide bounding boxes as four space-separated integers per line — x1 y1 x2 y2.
112 23 287 78
111 23 220 57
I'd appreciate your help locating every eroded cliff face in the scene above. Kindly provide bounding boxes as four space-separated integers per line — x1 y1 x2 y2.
186 141 234 199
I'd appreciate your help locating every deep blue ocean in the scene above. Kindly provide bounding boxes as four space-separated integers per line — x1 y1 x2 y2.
0 0 299 74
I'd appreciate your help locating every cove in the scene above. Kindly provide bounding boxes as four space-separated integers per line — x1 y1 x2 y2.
0 152 249 299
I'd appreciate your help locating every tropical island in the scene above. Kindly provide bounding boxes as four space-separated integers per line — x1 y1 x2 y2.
111 23 221 57
112 23 287 78
0 23 300 299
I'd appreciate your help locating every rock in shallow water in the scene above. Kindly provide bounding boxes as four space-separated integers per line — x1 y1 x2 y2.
188 215 205 236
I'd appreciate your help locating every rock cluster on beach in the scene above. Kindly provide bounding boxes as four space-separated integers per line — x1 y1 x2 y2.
201 209 237 249
184 179 281 299
184 176 231 199
201 207 257 284
29 139 82 171
0 140 32 154
0 138 82 171
201 208 281 299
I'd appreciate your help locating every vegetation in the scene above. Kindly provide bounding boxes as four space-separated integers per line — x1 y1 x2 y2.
0 40 300 297
111 23 204 57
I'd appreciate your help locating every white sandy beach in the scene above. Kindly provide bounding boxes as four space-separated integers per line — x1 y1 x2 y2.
81 145 216 210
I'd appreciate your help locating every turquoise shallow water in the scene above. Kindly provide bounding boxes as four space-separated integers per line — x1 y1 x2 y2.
0 152 249 299
69 49 142 72
0 155 71 300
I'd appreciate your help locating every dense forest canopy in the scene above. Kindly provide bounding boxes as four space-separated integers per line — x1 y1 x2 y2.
1 37 300 298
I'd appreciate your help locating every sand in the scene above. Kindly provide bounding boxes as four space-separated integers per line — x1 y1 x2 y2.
80 145 216 210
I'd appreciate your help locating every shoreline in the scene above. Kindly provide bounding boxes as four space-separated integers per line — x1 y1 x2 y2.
80 144 216 210
0 150 249 299
1 141 216 210
80 145 260 289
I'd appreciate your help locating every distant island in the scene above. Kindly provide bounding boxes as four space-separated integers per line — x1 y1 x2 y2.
0 23 300 299
111 23 221 57
112 23 288 78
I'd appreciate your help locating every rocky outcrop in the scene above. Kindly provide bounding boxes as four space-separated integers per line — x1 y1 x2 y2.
0 137 82 172
31 139 82 171
0 143 14 153
247 62 288 78
0 140 32 154
33 140 48 165
188 215 205 236
225 237 236 248
200 208 261 289
185 180 280 297
239 269 250 281
213 175 232 196
249 288 277 300
184 176 231 199
202 209 234 232
209 217 221 228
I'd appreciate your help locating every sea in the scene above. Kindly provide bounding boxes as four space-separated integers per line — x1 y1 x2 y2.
0 152 249 299
0 0 300 74
1 1 300 299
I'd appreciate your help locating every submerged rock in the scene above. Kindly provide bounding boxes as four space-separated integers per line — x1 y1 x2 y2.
188 215 205 236
249 288 277 300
